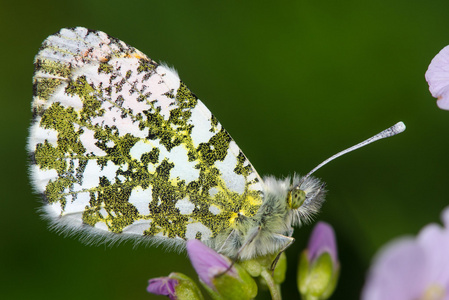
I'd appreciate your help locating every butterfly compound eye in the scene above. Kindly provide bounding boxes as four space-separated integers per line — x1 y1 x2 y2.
288 188 306 210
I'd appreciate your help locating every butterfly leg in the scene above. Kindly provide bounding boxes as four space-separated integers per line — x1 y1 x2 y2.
217 229 237 254
270 234 295 271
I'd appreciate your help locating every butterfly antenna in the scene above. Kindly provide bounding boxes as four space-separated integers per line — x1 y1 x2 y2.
294 121 406 189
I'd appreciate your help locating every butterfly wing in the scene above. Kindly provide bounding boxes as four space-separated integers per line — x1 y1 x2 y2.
28 27 264 246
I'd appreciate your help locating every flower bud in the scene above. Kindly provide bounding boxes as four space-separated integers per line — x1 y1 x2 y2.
241 252 287 286
298 222 340 300
147 272 203 300
187 240 257 300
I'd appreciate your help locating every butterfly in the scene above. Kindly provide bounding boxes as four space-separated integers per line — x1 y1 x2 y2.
28 27 405 260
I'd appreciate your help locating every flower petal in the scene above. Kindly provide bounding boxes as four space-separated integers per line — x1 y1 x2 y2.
363 207 449 299
307 222 338 265
186 240 233 288
147 277 178 300
425 45 449 110
418 223 449 287
361 238 428 300
442 206 449 228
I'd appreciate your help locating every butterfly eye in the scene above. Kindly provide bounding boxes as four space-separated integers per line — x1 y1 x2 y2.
287 188 306 210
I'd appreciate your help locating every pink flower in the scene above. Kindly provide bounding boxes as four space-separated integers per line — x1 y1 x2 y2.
186 239 236 288
307 221 338 265
362 207 449 300
425 46 449 110
147 276 178 300
298 222 340 300
186 240 257 299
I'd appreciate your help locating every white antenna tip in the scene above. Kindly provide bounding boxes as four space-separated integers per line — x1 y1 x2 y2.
393 121 406 134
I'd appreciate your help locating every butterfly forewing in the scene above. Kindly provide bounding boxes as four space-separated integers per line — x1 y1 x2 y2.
28 27 264 244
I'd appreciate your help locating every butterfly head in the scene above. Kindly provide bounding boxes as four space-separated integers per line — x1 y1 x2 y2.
287 175 326 225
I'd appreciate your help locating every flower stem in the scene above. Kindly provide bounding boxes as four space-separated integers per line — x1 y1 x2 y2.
261 269 282 300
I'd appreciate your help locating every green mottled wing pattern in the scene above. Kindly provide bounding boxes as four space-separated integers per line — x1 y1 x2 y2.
28 27 264 245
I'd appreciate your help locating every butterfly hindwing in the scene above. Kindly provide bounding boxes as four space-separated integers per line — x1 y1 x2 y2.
28 27 264 246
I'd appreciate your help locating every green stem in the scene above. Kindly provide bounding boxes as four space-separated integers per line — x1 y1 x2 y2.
260 269 282 300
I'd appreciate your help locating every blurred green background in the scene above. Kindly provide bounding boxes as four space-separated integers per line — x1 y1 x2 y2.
2 0 449 299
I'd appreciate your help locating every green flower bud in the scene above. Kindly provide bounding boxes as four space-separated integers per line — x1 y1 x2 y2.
187 240 257 300
298 222 340 300
147 272 203 300
240 252 287 284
